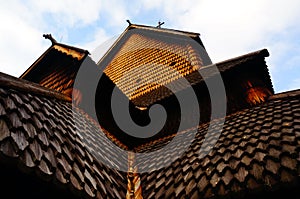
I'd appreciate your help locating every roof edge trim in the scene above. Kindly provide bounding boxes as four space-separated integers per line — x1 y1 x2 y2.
55 42 90 55
0 72 71 102
96 26 130 65
129 24 200 37
269 88 300 100
19 44 54 79
214 48 269 66
20 42 89 79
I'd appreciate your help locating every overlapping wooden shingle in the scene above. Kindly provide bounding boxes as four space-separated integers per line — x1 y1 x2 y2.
0 23 299 199
0 72 127 198
134 89 300 198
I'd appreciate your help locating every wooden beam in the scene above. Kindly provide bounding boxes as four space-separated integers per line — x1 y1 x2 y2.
0 72 71 102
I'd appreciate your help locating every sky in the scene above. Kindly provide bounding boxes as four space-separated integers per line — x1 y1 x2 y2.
0 0 299 93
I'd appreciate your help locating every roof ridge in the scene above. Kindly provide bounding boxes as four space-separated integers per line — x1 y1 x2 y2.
0 72 71 102
214 48 269 66
128 24 200 37
269 88 300 100
176 48 270 78
54 42 90 55
43 33 89 55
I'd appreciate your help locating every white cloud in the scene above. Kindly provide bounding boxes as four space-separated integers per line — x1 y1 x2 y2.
82 28 110 51
81 28 121 62
0 0 299 93
90 34 120 63
0 1 49 77
28 0 102 27
135 0 300 92
0 0 109 77
137 0 300 63
100 0 129 28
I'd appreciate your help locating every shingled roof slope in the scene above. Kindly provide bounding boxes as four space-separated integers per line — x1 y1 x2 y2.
134 88 300 198
0 72 127 199
1 67 300 199
0 23 298 198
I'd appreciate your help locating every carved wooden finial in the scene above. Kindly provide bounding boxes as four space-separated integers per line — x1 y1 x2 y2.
126 19 132 26
43 34 57 44
157 21 165 28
